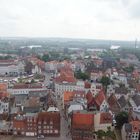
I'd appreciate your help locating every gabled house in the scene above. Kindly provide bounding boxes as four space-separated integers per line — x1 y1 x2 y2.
118 95 130 112
86 90 108 112
71 110 95 140
95 90 108 112
121 121 140 140
108 94 121 114
86 90 97 111
13 114 26 136
94 112 113 132
37 112 60 136
114 86 128 99
129 94 140 113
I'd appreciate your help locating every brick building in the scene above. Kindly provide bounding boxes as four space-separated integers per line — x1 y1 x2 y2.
71 111 95 140
37 112 60 136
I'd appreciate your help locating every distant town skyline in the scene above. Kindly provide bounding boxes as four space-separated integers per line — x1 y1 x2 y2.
0 0 140 41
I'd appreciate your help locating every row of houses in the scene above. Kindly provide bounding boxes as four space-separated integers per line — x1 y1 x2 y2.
12 111 60 137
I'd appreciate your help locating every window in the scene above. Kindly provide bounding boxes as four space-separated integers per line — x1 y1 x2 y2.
38 126 41 129
54 130 58 134
47 126 49 129
38 130 41 134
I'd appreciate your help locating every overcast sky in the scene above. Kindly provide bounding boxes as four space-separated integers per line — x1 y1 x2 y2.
0 0 140 40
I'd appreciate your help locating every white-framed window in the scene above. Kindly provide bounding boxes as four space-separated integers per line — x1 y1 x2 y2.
54 130 58 134
44 126 46 129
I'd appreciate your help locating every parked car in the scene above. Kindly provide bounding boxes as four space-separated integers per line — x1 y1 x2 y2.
37 135 45 139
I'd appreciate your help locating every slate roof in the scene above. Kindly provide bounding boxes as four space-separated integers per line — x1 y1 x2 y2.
118 96 127 108
124 123 132 132
132 94 140 106
115 87 128 95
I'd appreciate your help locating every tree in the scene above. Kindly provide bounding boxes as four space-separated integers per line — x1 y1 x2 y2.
31 79 35 83
96 130 106 139
95 127 116 140
42 54 50 62
115 111 128 129
75 70 90 81
123 65 134 73
100 76 110 93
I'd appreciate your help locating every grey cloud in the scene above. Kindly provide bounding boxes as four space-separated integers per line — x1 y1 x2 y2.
128 1 140 19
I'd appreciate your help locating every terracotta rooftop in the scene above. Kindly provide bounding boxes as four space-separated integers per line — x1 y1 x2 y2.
38 112 60 124
63 91 74 103
0 83 7 91
55 70 77 83
72 111 94 129
13 83 42 89
84 81 91 89
95 90 106 107
100 112 112 124
130 121 140 132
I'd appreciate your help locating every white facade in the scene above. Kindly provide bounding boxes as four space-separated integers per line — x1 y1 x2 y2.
32 65 41 74
45 61 58 72
55 83 76 98
0 100 9 114
100 100 109 112
68 104 83 114
129 98 140 113
55 81 85 98
0 61 25 76
94 112 113 132
8 88 47 95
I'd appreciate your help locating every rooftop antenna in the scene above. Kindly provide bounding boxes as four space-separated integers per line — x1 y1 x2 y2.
134 38 137 56
135 38 137 49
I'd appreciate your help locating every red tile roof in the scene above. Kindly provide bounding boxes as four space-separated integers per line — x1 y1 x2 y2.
63 91 74 103
108 94 120 113
38 112 60 124
0 60 15 63
55 68 76 83
130 121 140 132
100 112 112 124
0 83 7 91
0 92 9 99
13 83 42 89
95 90 106 107
72 112 94 129
86 90 93 104
84 81 91 89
